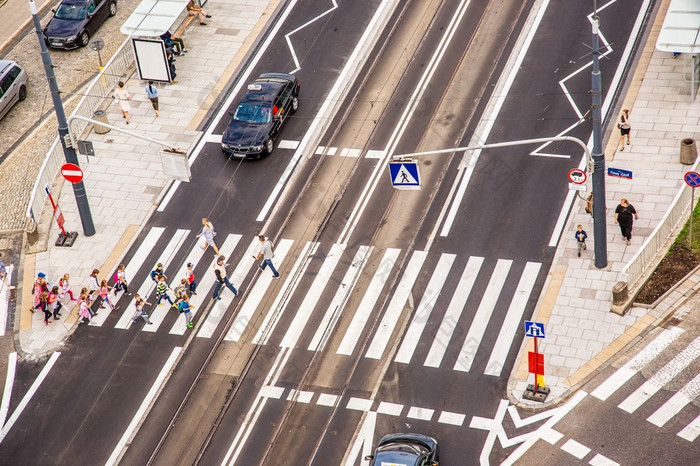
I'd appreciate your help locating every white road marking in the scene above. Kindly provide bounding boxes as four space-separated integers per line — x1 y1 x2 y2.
454 259 512 372
105 347 181 466
365 149 385 159
484 262 541 376
677 412 700 442
337 248 400 356
0 352 17 429
283 1 339 73
647 371 700 427
561 439 591 459
142 229 191 332
0 352 60 444
589 453 620 466
365 251 428 359
278 139 300 150
407 406 434 421
591 327 684 401
0 265 13 336
424 256 483 367
438 411 465 426
340 148 361 157
223 239 295 342
338 0 473 245
252 241 319 345
203 133 222 143
343 410 376 466
280 243 345 348
377 402 403 416
287 389 314 404
347 397 373 411
309 246 371 352
317 393 339 407
315 145 337 155
618 337 700 413
394 253 455 364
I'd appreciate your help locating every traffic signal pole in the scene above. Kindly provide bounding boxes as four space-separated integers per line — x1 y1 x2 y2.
29 0 95 237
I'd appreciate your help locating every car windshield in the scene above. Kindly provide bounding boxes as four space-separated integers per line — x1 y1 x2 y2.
54 3 86 20
233 103 271 124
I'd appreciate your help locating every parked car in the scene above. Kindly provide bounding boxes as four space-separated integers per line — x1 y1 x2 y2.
365 433 439 466
0 61 28 121
221 72 300 159
43 0 117 49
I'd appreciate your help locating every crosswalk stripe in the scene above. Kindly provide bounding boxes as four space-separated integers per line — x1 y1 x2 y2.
484 262 542 376
454 259 512 372
169 234 241 335
142 229 191 332
308 246 372 352
591 327 684 401
677 412 700 442
424 256 483 368
365 251 428 360
92 227 165 327
252 241 319 346
280 243 346 348
647 371 700 427
223 239 295 342
113 228 183 329
278 140 300 150
618 337 700 413
337 248 400 356
394 254 456 364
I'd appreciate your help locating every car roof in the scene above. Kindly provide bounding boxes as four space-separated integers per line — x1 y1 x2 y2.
0 60 18 75
241 82 284 104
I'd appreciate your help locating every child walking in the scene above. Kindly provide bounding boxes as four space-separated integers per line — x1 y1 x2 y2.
132 294 153 325
79 296 92 323
48 286 63 320
155 275 174 306
36 291 51 325
99 279 119 311
575 224 588 257
58 273 77 301
186 262 197 295
177 293 196 328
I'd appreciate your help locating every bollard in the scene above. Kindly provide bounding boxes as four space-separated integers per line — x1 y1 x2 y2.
92 109 110 134
680 138 697 165
612 281 629 306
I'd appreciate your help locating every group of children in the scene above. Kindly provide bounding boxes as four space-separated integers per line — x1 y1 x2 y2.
31 261 199 329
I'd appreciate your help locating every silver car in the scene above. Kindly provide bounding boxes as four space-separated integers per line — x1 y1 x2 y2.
0 60 28 120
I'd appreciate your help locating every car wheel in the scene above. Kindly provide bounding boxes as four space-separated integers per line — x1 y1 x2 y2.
264 138 274 156
291 95 299 113
79 31 90 47
108 1 117 16
18 85 27 101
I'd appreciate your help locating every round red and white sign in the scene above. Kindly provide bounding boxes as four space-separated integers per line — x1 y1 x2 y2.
567 168 587 185
61 163 83 183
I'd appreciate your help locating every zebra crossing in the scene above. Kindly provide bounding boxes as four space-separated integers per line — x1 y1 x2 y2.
591 327 700 442
86 226 545 376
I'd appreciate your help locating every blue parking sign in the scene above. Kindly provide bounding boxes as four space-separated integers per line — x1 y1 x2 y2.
389 161 420 189
524 321 545 338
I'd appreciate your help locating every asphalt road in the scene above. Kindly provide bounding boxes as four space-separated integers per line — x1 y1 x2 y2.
0 0 663 465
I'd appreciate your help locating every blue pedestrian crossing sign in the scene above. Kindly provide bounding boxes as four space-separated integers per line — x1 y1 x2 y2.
524 321 545 338
389 160 420 190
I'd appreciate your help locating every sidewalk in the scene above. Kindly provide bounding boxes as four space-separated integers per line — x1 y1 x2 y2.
510 0 700 406
16 0 277 356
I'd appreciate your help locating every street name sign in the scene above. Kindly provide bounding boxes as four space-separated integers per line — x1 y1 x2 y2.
607 167 633 179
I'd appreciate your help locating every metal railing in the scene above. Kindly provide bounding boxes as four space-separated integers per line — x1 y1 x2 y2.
622 182 694 288
25 37 135 225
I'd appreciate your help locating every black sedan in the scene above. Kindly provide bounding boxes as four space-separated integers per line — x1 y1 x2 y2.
221 72 300 159
43 0 117 49
365 433 439 466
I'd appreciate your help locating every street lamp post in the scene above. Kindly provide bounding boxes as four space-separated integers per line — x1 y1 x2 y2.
28 0 95 237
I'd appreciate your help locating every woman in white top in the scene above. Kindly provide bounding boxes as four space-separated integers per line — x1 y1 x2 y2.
196 218 220 254
112 81 131 124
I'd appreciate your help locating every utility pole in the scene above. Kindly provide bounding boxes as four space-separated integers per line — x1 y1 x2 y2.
29 0 95 237
591 12 607 268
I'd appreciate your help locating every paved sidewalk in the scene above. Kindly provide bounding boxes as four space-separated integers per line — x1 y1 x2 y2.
16 0 277 356
510 0 700 406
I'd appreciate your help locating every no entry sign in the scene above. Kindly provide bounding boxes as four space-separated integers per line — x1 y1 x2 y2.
61 163 83 183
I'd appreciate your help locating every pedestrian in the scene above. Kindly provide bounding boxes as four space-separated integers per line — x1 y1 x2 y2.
48 286 63 320
78 295 92 323
177 293 196 328
99 279 118 311
145 81 159 117
575 224 588 257
584 192 593 216
112 81 131 124
172 278 187 309
132 293 153 325
186 262 197 295
615 198 638 245
58 273 77 302
196 218 219 255
88 268 100 305
0 252 7 286
166 49 178 84
31 272 48 313
618 109 631 151
113 264 130 295
159 30 187 56
155 275 174 306
255 235 280 278
150 262 167 282
186 0 211 25
212 255 239 300
36 291 51 325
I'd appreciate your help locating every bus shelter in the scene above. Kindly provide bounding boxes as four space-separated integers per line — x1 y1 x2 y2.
656 0 700 100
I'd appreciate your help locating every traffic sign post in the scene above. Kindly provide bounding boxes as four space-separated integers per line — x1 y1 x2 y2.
389 160 420 190
684 172 700 248
522 320 550 403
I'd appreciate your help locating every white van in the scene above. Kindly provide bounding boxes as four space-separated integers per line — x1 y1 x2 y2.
0 60 28 121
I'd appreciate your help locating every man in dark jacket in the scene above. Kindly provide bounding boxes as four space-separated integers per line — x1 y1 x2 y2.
212 256 239 300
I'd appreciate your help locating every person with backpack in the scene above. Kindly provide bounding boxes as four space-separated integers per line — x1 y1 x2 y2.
172 278 187 309
186 262 197 295
177 293 196 328
31 273 49 313
99 280 118 311
48 286 63 320
36 291 51 325
113 264 129 295
150 263 167 283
